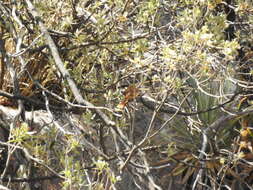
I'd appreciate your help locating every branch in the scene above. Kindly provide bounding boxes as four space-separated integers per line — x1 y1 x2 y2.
0 175 59 183
25 0 115 126
0 184 11 190
140 91 240 116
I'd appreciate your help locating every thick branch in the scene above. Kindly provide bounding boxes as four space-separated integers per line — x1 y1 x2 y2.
25 0 115 126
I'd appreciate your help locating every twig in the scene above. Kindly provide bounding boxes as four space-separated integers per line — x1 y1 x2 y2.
119 91 169 171
196 108 253 189
0 140 66 180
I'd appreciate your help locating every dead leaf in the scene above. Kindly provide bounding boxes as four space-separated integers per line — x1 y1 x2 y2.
117 85 140 109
